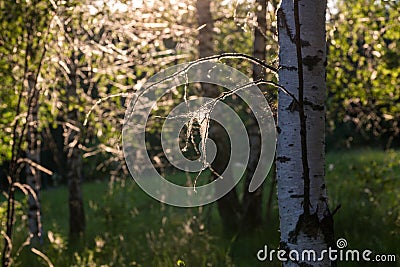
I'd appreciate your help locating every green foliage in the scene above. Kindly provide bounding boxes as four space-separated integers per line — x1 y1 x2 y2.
326 149 400 264
0 0 54 163
327 0 400 147
2 0 400 265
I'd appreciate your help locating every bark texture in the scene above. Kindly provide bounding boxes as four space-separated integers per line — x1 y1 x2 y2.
276 0 334 266
26 73 43 244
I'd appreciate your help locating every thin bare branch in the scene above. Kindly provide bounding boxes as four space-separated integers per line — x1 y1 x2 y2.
16 158 53 176
31 248 55 267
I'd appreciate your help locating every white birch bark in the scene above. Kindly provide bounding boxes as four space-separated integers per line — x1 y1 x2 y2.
26 75 43 244
277 0 334 266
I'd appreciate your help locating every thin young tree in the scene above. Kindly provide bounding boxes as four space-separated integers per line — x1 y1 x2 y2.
276 0 335 266
66 36 86 240
0 0 54 263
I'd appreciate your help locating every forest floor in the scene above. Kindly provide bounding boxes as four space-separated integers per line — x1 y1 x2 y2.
3 148 400 266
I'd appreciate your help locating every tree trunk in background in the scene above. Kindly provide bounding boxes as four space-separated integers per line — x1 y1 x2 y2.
196 0 240 232
26 73 43 244
67 43 85 241
241 0 267 230
276 0 334 266
252 0 267 82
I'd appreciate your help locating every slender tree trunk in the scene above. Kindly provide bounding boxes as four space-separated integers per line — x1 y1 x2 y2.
1 0 52 264
241 0 267 230
67 137 85 241
24 11 48 244
252 0 267 82
196 0 240 232
276 0 334 266
66 44 85 241
26 73 43 244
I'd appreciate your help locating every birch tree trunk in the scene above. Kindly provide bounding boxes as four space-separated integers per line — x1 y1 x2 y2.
26 73 43 244
196 0 240 232
276 0 334 266
241 0 267 230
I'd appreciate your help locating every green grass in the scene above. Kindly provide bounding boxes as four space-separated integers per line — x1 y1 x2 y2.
1 149 400 266
325 149 400 266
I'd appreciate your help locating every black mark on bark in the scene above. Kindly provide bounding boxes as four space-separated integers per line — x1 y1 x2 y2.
304 99 324 111
277 156 291 163
280 65 298 71
290 194 304 198
301 40 311 47
288 100 301 112
277 8 295 43
302 55 322 71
